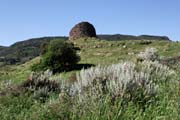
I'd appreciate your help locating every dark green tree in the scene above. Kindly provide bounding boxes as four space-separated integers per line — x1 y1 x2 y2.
32 40 80 73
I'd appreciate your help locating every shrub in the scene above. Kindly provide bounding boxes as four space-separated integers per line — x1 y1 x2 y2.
139 40 152 45
137 47 159 62
20 70 60 93
32 40 80 73
160 56 180 70
71 61 175 105
140 61 175 83
0 70 61 101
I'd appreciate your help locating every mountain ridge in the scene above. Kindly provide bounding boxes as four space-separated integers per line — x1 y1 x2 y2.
98 34 170 41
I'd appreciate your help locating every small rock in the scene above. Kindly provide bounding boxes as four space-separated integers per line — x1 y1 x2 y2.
123 45 127 48
106 53 113 56
128 52 134 55
108 44 113 47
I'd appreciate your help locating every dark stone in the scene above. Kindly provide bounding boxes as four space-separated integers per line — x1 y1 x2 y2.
69 21 97 40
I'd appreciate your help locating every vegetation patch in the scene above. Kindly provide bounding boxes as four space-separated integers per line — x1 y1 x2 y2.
31 40 80 73
0 38 180 119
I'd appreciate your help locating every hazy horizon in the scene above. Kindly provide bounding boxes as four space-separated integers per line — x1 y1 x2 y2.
0 0 179 46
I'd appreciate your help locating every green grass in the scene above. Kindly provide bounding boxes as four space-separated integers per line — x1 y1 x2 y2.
0 57 40 83
1 39 180 81
0 38 180 120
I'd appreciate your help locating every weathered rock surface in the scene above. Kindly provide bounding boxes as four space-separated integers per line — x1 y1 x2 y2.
69 22 97 40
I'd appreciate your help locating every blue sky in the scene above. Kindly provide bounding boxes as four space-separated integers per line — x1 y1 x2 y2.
0 0 179 46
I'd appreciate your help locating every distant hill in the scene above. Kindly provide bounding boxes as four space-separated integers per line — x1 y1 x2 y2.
0 46 6 51
98 34 170 41
0 34 170 64
0 37 67 64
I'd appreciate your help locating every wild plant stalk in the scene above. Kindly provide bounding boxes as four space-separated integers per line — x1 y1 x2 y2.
71 61 175 104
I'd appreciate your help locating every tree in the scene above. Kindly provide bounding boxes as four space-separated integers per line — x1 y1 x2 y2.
32 40 80 73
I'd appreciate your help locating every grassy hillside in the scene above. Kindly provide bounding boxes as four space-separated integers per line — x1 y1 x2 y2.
1 38 179 82
0 34 170 65
0 38 180 120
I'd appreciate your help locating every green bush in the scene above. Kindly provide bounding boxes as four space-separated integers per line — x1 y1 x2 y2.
32 40 80 73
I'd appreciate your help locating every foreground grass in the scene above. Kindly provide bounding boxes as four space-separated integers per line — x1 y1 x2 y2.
0 38 180 120
0 73 179 120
